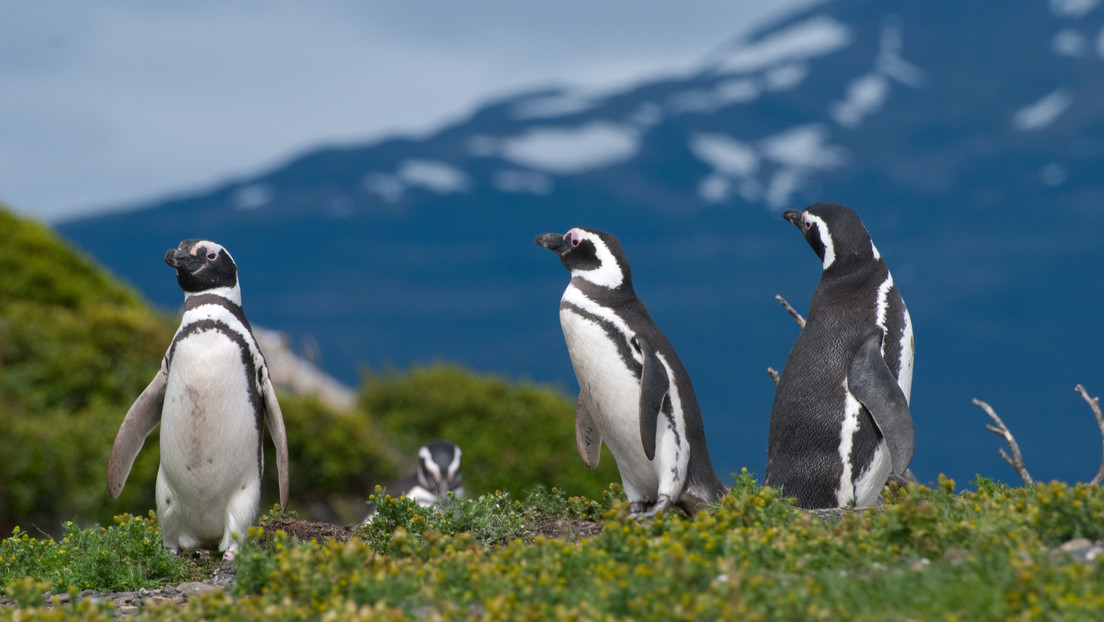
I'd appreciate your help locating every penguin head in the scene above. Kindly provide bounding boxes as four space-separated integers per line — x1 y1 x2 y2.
783 203 876 271
165 239 240 296
534 227 631 289
416 440 463 498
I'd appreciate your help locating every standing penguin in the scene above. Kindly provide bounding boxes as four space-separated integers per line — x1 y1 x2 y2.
536 227 727 516
107 239 289 559
766 203 914 509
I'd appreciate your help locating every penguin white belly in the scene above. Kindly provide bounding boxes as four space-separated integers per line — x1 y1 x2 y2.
158 330 260 549
560 308 659 499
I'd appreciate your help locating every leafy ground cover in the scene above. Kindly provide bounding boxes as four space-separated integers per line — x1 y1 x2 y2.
3 474 1103 620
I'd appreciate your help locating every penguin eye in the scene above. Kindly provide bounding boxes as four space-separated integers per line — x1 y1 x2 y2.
570 237 580 248
207 251 218 260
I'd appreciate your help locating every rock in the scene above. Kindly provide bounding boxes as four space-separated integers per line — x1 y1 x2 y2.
1053 538 1104 564
175 582 219 597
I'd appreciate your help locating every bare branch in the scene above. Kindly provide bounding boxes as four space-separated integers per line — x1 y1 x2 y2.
767 367 780 386
974 398 1034 486
1074 384 1104 486
775 294 806 329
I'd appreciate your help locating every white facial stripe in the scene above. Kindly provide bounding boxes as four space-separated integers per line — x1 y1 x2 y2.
802 213 835 269
447 446 462 479
836 380 861 506
568 228 624 289
561 284 641 365
419 446 443 483
193 240 230 260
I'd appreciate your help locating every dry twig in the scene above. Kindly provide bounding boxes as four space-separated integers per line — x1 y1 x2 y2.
766 295 805 385
767 367 781 386
775 294 806 329
974 398 1034 486
1074 384 1104 486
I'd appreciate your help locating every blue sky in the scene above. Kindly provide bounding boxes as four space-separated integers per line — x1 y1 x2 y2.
0 1 820 221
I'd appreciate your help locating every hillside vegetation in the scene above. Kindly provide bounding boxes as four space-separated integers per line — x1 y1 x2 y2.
0 205 617 533
3 477 1104 619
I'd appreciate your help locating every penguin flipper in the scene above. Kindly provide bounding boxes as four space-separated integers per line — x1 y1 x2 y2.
848 329 915 476
637 336 669 462
107 363 167 498
575 395 603 468
261 369 291 510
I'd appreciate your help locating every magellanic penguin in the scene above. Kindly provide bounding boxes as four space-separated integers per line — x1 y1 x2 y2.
536 227 728 516
766 203 915 509
398 440 465 508
362 441 463 523
107 239 290 559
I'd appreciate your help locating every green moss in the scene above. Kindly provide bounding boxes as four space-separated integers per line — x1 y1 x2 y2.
0 513 204 594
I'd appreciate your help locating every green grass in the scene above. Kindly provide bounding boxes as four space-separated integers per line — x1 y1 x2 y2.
4 474 1104 620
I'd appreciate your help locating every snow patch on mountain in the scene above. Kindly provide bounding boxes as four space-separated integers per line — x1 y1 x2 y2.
831 19 924 128
764 62 809 90
1049 0 1100 19
486 122 640 174
359 160 470 203
1053 28 1090 56
1012 88 1074 131
512 92 595 120
234 183 274 209
762 123 847 169
628 103 663 128
363 173 404 203
398 159 471 193
690 123 845 207
492 169 553 195
690 134 759 177
710 15 853 74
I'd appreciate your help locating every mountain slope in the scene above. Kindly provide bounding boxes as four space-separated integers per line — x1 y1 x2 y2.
56 0 1104 486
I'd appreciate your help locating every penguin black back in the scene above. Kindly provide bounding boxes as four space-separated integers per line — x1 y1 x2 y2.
767 203 914 509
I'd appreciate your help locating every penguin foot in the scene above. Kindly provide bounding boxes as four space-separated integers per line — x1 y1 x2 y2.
628 495 673 520
646 495 672 517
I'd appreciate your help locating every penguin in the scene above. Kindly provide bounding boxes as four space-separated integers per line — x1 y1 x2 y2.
361 441 463 523
766 202 914 509
535 227 728 516
107 239 290 559
395 440 465 508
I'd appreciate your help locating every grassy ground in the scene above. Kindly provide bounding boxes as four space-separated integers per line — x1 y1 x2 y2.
2 474 1104 620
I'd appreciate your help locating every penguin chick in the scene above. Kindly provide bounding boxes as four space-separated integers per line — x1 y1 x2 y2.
766 203 915 509
536 227 728 516
107 239 290 560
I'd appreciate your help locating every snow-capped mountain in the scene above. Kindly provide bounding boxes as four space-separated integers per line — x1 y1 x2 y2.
58 0 1104 487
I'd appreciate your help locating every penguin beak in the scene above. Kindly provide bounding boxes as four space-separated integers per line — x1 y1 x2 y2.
535 232 570 254
783 210 803 228
165 248 200 271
